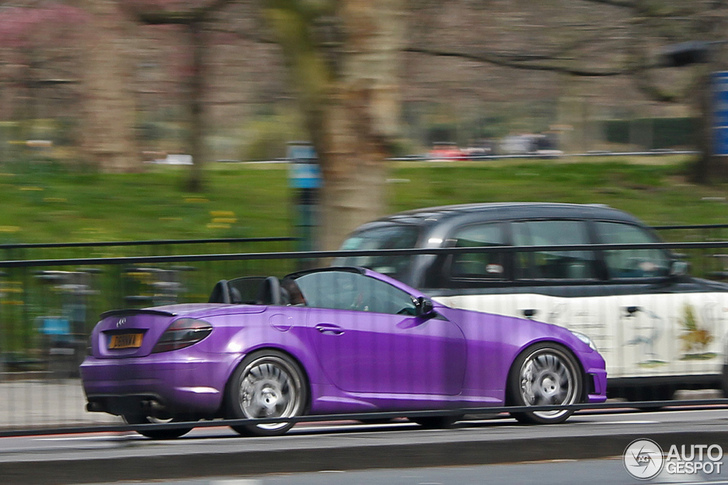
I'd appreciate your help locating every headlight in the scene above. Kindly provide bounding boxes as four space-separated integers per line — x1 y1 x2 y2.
571 331 597 351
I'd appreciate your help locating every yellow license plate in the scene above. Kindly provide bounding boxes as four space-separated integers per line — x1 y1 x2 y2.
109 333 143 349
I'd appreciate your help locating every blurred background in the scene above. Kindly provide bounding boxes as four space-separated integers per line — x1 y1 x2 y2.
0 1 720 171
1 1 727 247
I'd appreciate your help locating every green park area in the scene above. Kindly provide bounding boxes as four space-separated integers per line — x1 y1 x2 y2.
0 155 726 246
0 154 726 357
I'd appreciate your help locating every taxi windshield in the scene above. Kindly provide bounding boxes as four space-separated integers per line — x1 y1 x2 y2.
337 225 420 280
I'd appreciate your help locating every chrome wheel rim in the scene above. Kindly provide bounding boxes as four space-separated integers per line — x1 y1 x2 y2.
519 348 578 419
239 356 301 431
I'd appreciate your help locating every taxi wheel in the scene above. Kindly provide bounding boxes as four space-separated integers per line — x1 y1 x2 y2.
410 415 461 429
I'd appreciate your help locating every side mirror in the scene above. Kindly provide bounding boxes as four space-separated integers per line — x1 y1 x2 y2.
415 296 435 317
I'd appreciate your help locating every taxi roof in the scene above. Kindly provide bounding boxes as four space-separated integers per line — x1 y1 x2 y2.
350 203 644 237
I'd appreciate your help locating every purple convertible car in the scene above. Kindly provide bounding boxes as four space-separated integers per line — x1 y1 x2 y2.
81 267 606 439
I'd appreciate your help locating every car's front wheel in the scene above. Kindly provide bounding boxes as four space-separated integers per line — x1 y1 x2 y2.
508 342 583 424
226 350 308 436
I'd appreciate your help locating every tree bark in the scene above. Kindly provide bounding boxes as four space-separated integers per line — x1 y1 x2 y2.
78 0 139 172
186 20 206 192
267 0 406 250
124 1 235 191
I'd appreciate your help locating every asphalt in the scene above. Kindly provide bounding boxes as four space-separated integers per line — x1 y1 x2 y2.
1 377 727 485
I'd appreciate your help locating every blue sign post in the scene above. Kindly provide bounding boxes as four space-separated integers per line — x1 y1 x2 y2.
287 142 321 259
712 71 728 156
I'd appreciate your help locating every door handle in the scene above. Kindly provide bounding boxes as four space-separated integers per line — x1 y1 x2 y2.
315 323 344 336
624 306 641 317
522 309 538 319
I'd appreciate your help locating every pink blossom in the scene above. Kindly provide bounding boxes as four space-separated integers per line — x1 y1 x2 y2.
0 4 89 49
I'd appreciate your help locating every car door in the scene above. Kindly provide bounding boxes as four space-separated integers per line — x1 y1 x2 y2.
295 270 466 396
434 219 607 361
592 220 728 380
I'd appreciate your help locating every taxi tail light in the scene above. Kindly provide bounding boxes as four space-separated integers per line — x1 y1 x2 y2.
152 318 212 353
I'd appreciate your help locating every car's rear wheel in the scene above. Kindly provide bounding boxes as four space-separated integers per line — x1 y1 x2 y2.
227 350 307 436
508 342 583 424
123 414 193 439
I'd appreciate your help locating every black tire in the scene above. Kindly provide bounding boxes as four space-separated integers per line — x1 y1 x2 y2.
623 384 673 410
123 414 193 439
409 415 461 429
226 350 307 436
507 342 583 425
357 418 396 425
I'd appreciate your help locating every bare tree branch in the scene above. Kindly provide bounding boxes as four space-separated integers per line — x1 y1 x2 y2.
580 0 634 7
580 0 700 18
125 0 238 25
404 46 647 77
624 17 683 102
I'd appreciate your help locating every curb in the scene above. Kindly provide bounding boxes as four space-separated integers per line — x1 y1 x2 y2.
3 430 728 485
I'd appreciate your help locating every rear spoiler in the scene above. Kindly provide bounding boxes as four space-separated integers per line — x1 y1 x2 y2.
100 309 177 319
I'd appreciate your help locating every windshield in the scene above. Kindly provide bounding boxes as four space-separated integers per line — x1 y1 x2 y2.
336 225 421 280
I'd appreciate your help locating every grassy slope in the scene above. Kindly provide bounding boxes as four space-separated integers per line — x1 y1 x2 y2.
0 156 726 245
390 157 728 229
0 163 294 243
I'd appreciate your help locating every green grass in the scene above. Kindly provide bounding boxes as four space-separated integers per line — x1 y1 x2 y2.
0 163 295 244
388 156 728 230
0 155 726 245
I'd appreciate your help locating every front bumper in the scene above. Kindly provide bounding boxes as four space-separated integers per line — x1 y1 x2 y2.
580 348 608 403
586 368 608 403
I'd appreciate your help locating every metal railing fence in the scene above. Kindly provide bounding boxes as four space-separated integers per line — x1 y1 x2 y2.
0 240 727 435
1 223 724 262
0 236 296 261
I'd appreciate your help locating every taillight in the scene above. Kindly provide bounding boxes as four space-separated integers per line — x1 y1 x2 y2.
152 318 212 353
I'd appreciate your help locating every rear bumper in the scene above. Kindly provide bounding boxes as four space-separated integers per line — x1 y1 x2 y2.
80 353 239 418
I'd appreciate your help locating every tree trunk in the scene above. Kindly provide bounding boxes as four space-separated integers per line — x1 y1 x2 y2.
122 1 234 192
267 0 406 250
319 1 405 250
79 0 139 172
318 92 390 251
186 21 206 192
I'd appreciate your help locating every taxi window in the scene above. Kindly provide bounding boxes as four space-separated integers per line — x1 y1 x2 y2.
337 225 420 280
512 220 597 280
449 223 506 279
594 222 670 279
